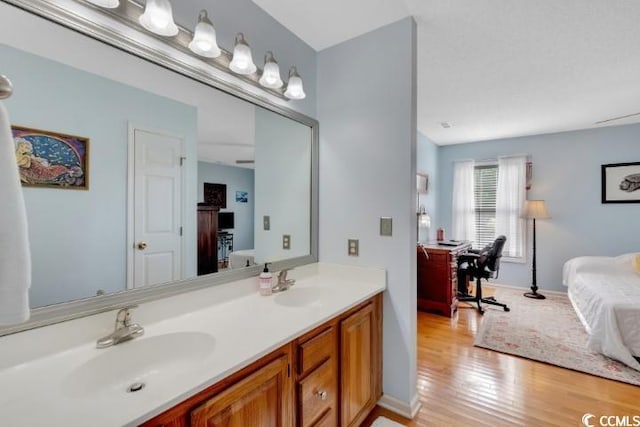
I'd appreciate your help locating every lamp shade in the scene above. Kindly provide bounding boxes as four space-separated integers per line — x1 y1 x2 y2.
139 0 179 37
229 33 257 75
284 66 306 100
188 10 221 58
86 0 119 8
259 51 284 89
521 200 550 219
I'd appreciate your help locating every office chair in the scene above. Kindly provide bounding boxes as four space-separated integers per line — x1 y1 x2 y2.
457 235 510 314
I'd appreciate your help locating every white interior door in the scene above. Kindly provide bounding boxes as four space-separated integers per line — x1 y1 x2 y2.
132 128 183 288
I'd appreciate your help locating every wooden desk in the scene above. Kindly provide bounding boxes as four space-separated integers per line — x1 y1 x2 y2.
417 242 472 317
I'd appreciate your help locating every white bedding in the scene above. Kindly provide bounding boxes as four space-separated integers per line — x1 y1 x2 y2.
563 253 640 370
228 249 255 269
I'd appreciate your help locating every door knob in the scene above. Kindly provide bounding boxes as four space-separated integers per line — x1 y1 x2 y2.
137 242 148 250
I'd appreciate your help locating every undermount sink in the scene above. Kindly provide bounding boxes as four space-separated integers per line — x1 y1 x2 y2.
62 331 215 397
273 287 324 308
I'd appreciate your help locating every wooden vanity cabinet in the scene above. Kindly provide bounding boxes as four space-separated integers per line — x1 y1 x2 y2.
190 354 292 427
140 294 382 427
340 301 382 427
294 325 339 427
140 346 294 427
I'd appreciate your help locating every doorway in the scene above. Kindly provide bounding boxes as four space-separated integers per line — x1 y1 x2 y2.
127 127 184 289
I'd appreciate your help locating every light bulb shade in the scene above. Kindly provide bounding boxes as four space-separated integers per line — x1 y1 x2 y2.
86 0 119 8
188 10 221 58
139 0 179 37
419 213 431 227
521 200 551 219
258 51 283 89
417 205 431 227
284 66 306 100
229 33 257 75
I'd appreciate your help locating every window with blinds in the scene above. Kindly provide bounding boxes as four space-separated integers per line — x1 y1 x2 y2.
474 165 498 250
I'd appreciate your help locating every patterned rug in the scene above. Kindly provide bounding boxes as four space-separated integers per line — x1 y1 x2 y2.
474 287 640 386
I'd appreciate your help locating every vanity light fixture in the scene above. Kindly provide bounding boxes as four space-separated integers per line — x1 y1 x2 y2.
284 66 306 100
85 0 119 8
229 33 257 75
139 0 179 37
79 0 304 101
188 10 221 58
258 51 283 89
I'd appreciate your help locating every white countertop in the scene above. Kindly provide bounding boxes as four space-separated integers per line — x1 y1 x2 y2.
0 263 385 427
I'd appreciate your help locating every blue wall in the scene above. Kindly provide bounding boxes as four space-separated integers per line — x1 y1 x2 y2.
417 132 439 242
318 17 418 407
197 162 255 253
3 44 198 307
437 124 640 291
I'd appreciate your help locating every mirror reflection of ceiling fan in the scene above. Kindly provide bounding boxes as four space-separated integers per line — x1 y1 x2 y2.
595 112 640 125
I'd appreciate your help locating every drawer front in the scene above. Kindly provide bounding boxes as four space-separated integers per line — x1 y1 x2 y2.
426 252 448 264
298 359 337 427
312 408 335 427
298 326 336 375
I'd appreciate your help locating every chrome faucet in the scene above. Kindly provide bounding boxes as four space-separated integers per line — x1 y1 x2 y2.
96 305 144 349
272 269 296 293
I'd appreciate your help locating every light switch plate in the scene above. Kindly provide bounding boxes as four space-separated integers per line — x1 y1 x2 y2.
380 217 393 236
283 234 291 250
263 216 270 231
348 239 359 257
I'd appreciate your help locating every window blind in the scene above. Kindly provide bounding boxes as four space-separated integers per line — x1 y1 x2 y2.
474 165 498 249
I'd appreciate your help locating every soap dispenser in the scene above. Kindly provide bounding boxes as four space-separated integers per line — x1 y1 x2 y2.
259 263 273 296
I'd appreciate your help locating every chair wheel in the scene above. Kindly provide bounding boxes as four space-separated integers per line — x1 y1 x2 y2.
504 307 510 312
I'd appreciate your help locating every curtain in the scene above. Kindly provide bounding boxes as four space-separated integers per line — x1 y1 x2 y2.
496 155 527 258
452 160 476 242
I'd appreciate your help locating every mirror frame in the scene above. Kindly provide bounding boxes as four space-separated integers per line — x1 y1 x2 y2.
0 0 319 336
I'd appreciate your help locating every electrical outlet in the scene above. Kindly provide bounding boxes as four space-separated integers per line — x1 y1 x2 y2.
263 215 270 231
283 234 291 250
348 239 359 257
380 217 393 236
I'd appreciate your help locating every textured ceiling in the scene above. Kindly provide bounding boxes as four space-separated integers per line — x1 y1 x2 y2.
251 0 640 144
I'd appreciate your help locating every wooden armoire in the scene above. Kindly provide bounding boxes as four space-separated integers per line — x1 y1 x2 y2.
197 204 219 276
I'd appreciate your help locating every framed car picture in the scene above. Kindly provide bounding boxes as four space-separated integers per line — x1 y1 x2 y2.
601 162 640 204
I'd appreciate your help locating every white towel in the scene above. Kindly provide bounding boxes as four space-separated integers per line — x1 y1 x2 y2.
0 101 31 324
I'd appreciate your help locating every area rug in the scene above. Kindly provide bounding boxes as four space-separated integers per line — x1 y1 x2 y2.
371 416 405 427
474 287 640 386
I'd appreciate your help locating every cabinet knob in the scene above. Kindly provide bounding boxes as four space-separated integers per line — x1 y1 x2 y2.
316 390 328 400
137 242 148 250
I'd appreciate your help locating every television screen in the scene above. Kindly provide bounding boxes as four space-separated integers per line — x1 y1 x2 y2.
218 212 234 230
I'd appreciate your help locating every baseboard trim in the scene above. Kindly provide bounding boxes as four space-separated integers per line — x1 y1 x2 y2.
491 282 567 296
377 392 421 419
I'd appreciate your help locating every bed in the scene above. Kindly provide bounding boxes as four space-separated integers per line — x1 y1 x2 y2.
228 249 256 269
563 253 640 370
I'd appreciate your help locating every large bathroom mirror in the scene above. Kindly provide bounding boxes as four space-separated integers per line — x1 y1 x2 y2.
0 0 318 335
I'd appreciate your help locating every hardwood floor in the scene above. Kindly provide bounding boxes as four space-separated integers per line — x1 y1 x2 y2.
363 299 640 426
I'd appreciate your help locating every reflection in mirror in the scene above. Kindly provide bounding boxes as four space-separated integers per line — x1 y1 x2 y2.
1 3 312 309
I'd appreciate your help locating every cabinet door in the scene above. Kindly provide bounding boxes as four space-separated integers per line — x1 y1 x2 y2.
340 302 379 427
190 355 291 427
